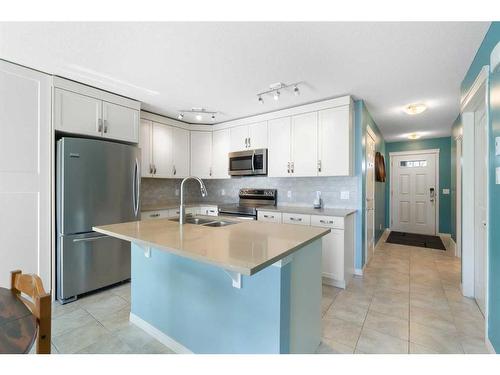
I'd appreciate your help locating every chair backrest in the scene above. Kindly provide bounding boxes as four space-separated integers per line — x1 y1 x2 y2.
10 270 51 354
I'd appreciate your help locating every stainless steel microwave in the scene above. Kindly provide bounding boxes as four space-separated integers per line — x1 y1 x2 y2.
228 148 268 176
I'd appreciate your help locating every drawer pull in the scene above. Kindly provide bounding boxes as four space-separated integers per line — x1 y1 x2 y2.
150 213 160 217
263 215 275 219
290 217 302 221
320 219 334 224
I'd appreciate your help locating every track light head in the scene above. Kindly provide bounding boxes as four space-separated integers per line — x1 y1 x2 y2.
258 95 264 104
211 114 216 121
273 91 280 101
294 85 300 96
178 113 184 120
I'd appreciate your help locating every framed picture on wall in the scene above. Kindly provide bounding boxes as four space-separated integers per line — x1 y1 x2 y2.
375 152 386 182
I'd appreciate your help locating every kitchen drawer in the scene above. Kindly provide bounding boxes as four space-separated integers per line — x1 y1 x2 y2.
168 208 180 217
282 212 311 226
311 215 344 229
199 206 218 216
257 211 282 223
143 210 170 220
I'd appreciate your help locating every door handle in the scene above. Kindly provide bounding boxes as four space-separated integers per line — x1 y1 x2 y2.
73 235 109 243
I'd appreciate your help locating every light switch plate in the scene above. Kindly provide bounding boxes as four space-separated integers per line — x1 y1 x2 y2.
442 189 450 195
287 190 292 199
340 191 350 200
496 137 500 156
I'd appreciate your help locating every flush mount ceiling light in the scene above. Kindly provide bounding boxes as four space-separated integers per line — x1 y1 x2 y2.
177 108 218 123
404 103 427 115
407 133 422 140
257 82 302 104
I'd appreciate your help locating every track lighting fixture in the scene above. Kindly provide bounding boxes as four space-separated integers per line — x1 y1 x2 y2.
256 82 302 104
177 108 218 123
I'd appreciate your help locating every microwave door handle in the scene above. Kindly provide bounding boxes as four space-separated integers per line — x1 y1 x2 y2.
251 150 255 173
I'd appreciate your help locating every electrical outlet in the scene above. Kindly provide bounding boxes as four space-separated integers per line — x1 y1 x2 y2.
340 191 350 200
175 189 179 196
442 188 450 195
221 189 226 196
287 190 292 199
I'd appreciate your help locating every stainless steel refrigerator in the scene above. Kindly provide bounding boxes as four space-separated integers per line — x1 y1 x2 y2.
56 137 140 303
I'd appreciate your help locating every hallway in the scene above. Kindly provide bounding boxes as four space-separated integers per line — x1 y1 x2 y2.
319 232 489 354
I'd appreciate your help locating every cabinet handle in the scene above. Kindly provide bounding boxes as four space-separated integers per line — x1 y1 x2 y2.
209 167 212 177
103 119 108 133
291 162 295 173
318 160 322 173
97 118 103 133
173 165 176 175
149 164 153 174
263 215 274 219
244 138 248 148
287 162 290 174
290 217 302 222
248 137 251 148
320 219 334 224
153 165 157 174
150 213 160 218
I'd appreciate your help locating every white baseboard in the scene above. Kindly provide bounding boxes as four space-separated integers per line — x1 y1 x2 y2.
322 277 346 289
130 312 193 354
438 232 451 237
354 265 365 277
486 337 496 354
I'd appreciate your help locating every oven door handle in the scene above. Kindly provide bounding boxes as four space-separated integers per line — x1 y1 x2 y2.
251 150 255 174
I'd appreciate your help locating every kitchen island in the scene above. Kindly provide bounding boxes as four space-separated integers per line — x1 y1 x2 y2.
94 218 330 354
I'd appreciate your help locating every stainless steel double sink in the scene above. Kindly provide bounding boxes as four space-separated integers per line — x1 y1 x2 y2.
169 216 237 227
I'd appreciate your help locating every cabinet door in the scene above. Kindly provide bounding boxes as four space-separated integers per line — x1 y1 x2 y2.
321 230 345 283
54 88 102 137
248 121 268 149
212 129 230 178
268 117 291 177
230 125 249 151
172 126 190 178
190 131 212 178
152 122 173 178
102 102 139 143
139 120 153 177
291 112 318 177
318 107 351 176
0 61 51 288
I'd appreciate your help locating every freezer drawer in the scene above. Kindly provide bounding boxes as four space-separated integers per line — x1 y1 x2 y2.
57 232 131 302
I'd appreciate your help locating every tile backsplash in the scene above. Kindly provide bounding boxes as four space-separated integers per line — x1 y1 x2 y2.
141 176 359 209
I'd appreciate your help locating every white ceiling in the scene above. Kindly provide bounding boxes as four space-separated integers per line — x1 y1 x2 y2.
0 22 490 141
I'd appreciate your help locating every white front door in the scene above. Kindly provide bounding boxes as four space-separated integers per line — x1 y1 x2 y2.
391 152 437 235
474 108 487 315
365 132 376 263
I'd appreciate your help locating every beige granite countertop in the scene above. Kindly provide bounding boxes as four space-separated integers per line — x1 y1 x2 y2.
141 201 223 212
257 205 357 217
93 217 330 276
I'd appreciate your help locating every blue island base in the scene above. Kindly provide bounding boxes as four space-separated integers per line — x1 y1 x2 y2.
130 239 322 354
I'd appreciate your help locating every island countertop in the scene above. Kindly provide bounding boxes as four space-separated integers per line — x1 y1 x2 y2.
93 218 330 276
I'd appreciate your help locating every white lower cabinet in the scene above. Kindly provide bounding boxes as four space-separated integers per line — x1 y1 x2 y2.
257 209 355 289
257 211 282 223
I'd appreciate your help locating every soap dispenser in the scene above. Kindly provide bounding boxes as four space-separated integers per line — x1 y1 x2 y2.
313 191 322 209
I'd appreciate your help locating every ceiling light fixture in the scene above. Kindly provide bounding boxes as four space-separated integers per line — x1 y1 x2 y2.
177 108 218 123
407 133 422 140
404 103 427 115
256 82 302 104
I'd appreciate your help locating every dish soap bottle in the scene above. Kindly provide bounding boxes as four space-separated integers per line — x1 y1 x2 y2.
313 191 322 209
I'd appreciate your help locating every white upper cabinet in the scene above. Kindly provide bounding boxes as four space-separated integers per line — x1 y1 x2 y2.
291 112 318 177
318 107 353 176
152 122 173 178
53 78 140 143
102 101 139 143
171 127 190 178
212 129 230 179
248 121 268 149
229 121 268 151
230 125 249 151
140 119 153 177
268 117 292 177
54 89 102 137
190 131 212 178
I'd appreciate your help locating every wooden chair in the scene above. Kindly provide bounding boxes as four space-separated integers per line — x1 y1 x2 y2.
10 270 51 354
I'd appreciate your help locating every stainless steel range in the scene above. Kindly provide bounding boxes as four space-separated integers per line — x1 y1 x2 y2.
218 188 277 220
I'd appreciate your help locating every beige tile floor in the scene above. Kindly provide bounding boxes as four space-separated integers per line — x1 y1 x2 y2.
318 231 490 354
49 231 488 354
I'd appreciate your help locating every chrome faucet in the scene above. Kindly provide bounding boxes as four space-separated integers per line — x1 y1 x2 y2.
179 176 208 224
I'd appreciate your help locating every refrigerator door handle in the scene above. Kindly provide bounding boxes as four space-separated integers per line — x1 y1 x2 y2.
133 158 140 217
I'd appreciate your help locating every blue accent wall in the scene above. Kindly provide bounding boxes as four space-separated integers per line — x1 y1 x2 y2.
354 100 386 269
384 137 452 234
456 22 500 352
